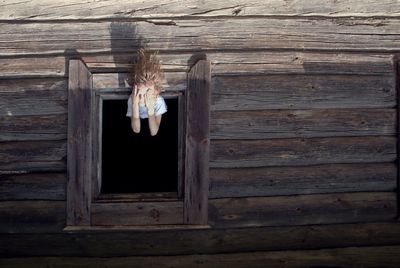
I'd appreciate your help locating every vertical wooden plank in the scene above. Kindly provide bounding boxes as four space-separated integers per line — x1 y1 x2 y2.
184 60 211 224
397 58 400 221
177 93 186 200
67 60 93 226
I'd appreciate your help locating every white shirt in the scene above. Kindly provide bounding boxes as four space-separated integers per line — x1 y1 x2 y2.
126 95 167 119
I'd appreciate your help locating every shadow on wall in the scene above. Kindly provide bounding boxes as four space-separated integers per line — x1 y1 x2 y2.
109 22 148 88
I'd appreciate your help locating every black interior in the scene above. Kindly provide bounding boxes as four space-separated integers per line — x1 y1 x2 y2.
101 97 179 194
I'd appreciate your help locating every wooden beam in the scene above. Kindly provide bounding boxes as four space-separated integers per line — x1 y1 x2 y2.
0 52 394 78
209 162 397 198
210 108 396 140
1 0 399 20
0 201 66 233
212 75 396 111
0 114 67 141
0 140 66 173
67 60 93 226
0 173 66 200
1 222 400 256
92 72 186 90
91 201 184 226
1 245 399 268
184 60 211 225
1 19 400 56
208 192 397 228
397 58 400 221
210 136 396 168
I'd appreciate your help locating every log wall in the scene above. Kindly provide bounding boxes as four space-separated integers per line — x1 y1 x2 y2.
0 1 399 266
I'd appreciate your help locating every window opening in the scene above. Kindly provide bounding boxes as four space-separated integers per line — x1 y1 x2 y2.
101 96 179 194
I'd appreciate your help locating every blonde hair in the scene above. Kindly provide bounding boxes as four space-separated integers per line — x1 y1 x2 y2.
131 48 165 92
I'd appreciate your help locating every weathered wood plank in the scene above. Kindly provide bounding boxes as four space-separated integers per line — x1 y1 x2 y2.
0 79 67 116
209 163 397 198
1 245 399 268
92 72 186 90
397 59 400 220
1 222 399 256
0 173 66 200
84 52 395 75
0 114 67 141
211 109 396 139
1 0 399 20
0 201 65 233
208 192 397 228
0 140 67 173
0 78 67 92
184 60 211 225
210 136 396 168
1 18 400 56
91 202 183 226
0 52 393 77
67 60 92 226
0 57 66 78
212 75 396 111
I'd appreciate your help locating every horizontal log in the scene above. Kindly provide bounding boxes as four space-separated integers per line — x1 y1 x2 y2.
0 201 66 233
0 78 67 92
0 52 394 77
209 163 397 198
91 201 183 226
1 0 400 20
1 222 399 256
0 90 67 116
93 72 186 90
0 173 66 200
212 75 395 111
210 108 396 139
1 192 396 233
1 18 400 56
0 140 67 173
208 192 396 228
210 136 396 168
1 245 399 268
0 114 67 141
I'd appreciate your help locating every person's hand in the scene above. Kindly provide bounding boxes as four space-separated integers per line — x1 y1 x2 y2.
144 90 157 116
132 84 139 106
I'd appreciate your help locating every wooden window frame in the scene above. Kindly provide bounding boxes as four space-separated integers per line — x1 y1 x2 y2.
66 59 210 228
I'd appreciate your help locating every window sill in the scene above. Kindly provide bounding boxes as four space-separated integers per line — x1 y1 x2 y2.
63 224 211 233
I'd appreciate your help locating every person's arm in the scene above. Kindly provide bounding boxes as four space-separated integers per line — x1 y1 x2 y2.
145 93 162 136
131 85 141 133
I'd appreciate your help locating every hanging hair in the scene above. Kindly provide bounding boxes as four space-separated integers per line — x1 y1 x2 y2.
130 48 165 92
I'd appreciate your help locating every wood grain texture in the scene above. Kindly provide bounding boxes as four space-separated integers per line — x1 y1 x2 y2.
1 0 399 20
92 72 186 90
210 136 397 168
0 88 67 116
0 201 65 233
212 75 396 111
184 60 210 224
0 78 67 92
0 173 66 200
1 18 400 56
0 52 393 77
0 114 67 141
66 60 92 226
1 246 399 268
211 108 396 139
91 202 183 226
208 192 397 228
0 140 67 173
1 222 399 256
209 163 397 198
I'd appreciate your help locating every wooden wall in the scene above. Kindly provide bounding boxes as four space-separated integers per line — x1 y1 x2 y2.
1 1 400 267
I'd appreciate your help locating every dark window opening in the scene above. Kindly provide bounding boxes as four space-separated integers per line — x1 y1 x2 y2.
101 97 179 194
